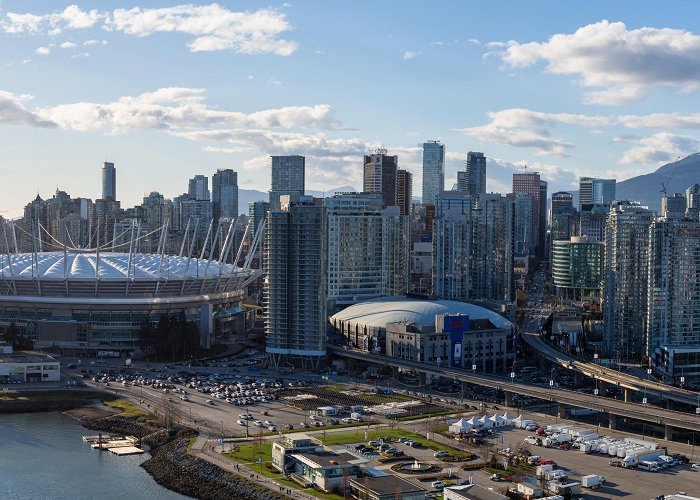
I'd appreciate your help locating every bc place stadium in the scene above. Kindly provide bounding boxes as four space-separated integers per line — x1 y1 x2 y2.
0 218 263 356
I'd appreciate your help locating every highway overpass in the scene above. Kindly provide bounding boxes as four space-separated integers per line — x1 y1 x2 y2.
328 344 700 438
520 324 700 408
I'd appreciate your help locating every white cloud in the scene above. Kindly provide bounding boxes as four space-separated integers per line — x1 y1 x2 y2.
59 41 76 49
3 4 297 55
70 52 90 59
619 112 700 130
0 90 56 127
247 75 254 80
267 78 282 86
35 46 51 55
499 20 700 105
2 5 104 34
457 108 609 157
618 132 700 164
403 50 422 60
18 87 343 133
83 39 107 46
107 4 297 55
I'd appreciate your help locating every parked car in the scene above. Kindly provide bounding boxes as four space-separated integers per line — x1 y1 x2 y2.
525 423 537 431
433 450 449 458
490 474 502 481
284 424 294 430
341 417 353 424
431 481 446 490
609 460 623 467
368 440 381 447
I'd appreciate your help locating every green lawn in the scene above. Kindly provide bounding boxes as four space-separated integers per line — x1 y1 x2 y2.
319 427 432 447
224 444 342 500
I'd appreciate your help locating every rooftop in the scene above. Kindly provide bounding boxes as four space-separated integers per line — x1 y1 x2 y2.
0 351 58 364
349 475 425 495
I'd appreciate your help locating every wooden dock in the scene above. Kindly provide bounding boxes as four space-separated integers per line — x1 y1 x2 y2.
84 434 144 455
109 446 145 456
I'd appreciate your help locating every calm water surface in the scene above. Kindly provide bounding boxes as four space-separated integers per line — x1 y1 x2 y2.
0 412 191 500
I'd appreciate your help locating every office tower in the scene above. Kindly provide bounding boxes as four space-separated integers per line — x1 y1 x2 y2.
661 192 686 220
264 195 327 367
551 192 573 225
552 236 603 300
141 191 172 229
686 184 700 215
507 193 534 288
603 201 653 361
396 169 413 216
269 155 305 210
470 194 513 302
512 171 546 259
421 141 444 205
579 177 616 210
102 162 116 201
172 194 212 236
212 169 238 221
578 204 609 242
248 201 270 242
188 175 210 201
324 193 409 309
465 151 487 196
433 191 472 300
647 218 700 363
363 149 398 208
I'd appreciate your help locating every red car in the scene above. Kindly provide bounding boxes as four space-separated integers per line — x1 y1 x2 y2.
559 443 572 450
539 459 556 466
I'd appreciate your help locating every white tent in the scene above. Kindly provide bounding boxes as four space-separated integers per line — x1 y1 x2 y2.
489 413 507 427
512 415 524 428
502 412 517 424
478 416 494 428
467 416 481 427
449 417 472 434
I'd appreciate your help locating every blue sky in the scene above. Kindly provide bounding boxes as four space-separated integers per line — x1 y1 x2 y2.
2 1 700 217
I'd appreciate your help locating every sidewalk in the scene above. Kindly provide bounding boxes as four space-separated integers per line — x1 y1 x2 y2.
189 433 319 500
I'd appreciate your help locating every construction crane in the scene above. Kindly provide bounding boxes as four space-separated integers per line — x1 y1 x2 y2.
661 155 681 196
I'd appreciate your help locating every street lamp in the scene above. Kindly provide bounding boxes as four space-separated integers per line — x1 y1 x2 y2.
510 361 516 386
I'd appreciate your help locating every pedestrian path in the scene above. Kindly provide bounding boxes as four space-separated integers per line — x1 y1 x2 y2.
189 433 319 500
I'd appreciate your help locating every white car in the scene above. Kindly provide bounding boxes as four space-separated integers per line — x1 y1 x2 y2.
692 463 700 469
431 481 446 490
433 450 449 458
253 420 264 427
525 423 537 431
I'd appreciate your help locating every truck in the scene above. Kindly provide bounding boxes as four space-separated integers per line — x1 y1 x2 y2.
546 470 568 481
621 449 665 468
350 412 363 422
544 434 572 447
623 438 659 450
524 436 540 445
637 460 659 471
581 474 605 489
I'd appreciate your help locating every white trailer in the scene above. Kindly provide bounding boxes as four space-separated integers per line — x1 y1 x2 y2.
581 474 605 489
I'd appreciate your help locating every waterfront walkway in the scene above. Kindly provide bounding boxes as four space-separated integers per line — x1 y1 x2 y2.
189 433 319 500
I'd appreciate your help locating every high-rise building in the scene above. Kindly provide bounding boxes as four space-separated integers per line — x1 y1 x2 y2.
512 171 546 259
552 236 603 300
551 192 573 225
579 203 609 242
686 184 700 215
550 191 576 244
324 193 409 310
603 201 653 361
470 194 513 302
269 155 305 210
264 195 327 368
212 169 238 221
433 191 472 300
421 141 444 205
465 151 487 196
647 218 700 363
396 169 413 216
579 177 616 210
661 192 687 220
363 150 398 208
102 162 116 201
188 175 210 201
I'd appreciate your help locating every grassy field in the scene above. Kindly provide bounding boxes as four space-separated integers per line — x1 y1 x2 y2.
103 398 159 424
319 427 433 447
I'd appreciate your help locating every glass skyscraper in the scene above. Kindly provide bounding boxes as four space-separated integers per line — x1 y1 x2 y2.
421 141 444 205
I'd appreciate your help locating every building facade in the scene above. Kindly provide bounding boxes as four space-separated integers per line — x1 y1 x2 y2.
465 151 487 196
269 155 305 210
212 169 239 221
421 140 445 205
102 162 116 200
363 150 398 208
579 177 616 210
396 169 413 216
552 236 603 300
433 192 472 301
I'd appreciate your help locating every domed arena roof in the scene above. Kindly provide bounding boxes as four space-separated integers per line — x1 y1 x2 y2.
329 296 513 330
0 252 242 281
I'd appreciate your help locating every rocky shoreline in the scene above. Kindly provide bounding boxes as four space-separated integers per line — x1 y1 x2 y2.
1 392 288 500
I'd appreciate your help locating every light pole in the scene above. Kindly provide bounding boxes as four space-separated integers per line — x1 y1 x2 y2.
549 369 555 417
221 420 224 452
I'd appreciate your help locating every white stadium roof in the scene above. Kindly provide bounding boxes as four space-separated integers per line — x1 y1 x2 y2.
330 296 513 330
0 252 242 281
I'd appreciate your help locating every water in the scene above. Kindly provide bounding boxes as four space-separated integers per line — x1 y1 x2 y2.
0 412 190 500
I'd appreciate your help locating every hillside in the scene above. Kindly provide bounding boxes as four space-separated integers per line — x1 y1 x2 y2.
616 153 700 211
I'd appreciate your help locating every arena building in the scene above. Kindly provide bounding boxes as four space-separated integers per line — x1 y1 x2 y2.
0 250 261 356
329 297 516 373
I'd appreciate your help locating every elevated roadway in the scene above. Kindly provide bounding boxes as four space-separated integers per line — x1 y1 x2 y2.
520 314 700 408
328 344 700 437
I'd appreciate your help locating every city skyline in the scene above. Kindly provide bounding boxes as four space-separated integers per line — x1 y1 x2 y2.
2 1 700 217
